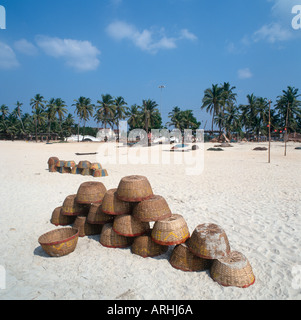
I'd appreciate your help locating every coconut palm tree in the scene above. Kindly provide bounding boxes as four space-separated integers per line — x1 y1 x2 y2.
201 84 224 133
73 97 94 138
113 96 128 141
15 101 25 134
45 98 57 142
127 104 142 131
140 99 160 145
239 93 258 139
32 106 47 141
53 98 67 138
30 94 45 142
0 104 9 131
167 106 182 129
96 94 115 132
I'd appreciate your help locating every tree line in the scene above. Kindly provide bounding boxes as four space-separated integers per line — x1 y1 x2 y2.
0 84 300 142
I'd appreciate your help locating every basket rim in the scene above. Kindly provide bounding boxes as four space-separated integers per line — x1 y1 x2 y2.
210 273 256 288
116 194 154 202
38 227 79 246
112 227 149 238
99 241 131 249
151 235 190 246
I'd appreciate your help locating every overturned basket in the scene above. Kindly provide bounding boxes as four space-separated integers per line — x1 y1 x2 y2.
113 214 150 237
76 181 107 204
116 175 154 202
87 203 114 225
78 160 91 169
73 215 103 237
169 240 211 272
132 195 172 222
50 206 76 226
187 223 231 259
100 223 133 248
61 194 89 216
38 227 79 257
210 251 255 288
151 214 190 246
101 188 132 216
131 230 168 258
48 157 59 172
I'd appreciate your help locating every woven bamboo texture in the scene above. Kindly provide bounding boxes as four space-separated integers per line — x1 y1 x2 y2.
71 166 82 175
90 163 102 170
169 241 212 272
57 167 71 174
116 175 154 202
99 223 133 248
50 206 76 226
210 251 255 288
81 168 92 176
78 160 91 169
113 214 150 237
48 165 57 173
48 157 59 166
92 169 108 177
131 231 168 258
187 223 231 259
132 195 172 222
101 188 132 216
61 194 89 216
38 227 79 257
87 203 114 225
72 215 103 237
76 181 107 204
151 214 190 246
64 161 76 168
55 160 65 168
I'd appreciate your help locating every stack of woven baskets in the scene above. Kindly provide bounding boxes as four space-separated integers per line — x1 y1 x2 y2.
47 157 108 177
39 175 255 289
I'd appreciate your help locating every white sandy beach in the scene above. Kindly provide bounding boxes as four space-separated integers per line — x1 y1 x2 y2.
0 140 301 300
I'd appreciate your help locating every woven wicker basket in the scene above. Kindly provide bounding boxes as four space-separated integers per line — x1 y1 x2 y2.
38 227 79 257
48 165 58 173
169 240 212 272
76 181 107 204
71 166 83 175
78 160 91 169
73 215 103 237
64 161 76 168
113 214 150 237
81 168 92 176
151 214 190 246
116 175 154 202
87 203 114 225
101 188 132 216
57 167 71 174
61 194 89 216
210 251 255 288
92 169 108 177
50 206 76 226
132 195 172 222
187 223 231 259
90 163 102 170
99 223 133 248
131 231 168 258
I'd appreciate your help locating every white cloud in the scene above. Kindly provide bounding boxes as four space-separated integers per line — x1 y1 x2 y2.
106 21 197 54
252 22 293 43
238 68 253 79
0 42 19 69
14 39 38 56
35 36 100 71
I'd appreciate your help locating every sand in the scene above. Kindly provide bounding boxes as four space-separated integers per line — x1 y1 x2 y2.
0 140 301 300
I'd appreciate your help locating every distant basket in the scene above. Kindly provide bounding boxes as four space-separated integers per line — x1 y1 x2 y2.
116 175 154 202
48 165 57 173
87 203 114 225
73 215 103 237
132 195 172 222
48 157 59 166
71 166 83 175
101 188 132 216
92 169 108 178
169 240 212 272
76 181 107 204
38 227 79 257
187 223 231 259
113 214 150 237
131 231 168 258
50 206 76 226
57 167 71 174
151 214 190 246
55 160 65 168
81 168 92 176
100 223 133 248
61 194 89 216
78 161 91 169
64 161 76 168
90 163 102 170
210 251 255 288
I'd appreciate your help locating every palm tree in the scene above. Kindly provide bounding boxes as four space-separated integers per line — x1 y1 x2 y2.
221 104 242 141
45 98 57 142
32 106 46 141
15 101 25 134
239 93 258 139
220 82 237 133
0 104 9 131
167 106 182 129
73 97 94 138
113 96 128 141
96 94 115 133
140 99 159 145
53 98 67 138
201 84 224 133
30 94 45 142
127 104 142 130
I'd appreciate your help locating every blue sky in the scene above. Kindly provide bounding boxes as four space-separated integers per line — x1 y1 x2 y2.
0 0 301 128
